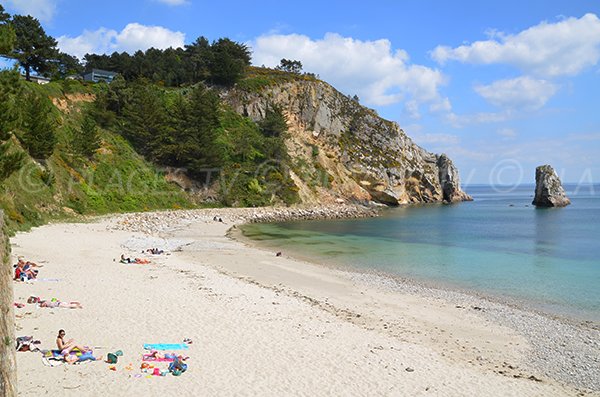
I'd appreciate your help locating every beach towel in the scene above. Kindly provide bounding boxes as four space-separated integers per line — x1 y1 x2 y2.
143 343 189 351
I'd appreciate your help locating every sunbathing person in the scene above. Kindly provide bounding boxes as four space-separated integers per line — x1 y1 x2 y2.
120 254 149 264
64 350 102 364
28 296 82 309
145 248 164 255
56 329 90 356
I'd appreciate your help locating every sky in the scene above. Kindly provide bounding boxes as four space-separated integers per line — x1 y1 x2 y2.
3 0 600 186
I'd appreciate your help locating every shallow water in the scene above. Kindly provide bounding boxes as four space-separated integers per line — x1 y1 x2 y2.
242 184 600 322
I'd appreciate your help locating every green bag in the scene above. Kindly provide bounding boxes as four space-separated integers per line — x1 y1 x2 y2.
107 353 118 364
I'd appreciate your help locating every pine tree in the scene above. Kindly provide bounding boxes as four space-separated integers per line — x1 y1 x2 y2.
0 5 15 55
10 15 58 81
73 114 100 158
0 65 25 182
185 84 221 173
121 82 168 158
19 92 57 159
258 105 288 138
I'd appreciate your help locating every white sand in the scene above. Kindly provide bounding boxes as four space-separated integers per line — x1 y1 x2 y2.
10 211 593 396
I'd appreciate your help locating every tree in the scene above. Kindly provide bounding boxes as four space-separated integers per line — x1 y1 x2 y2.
184 36 212 83
19 91 57 159
277 58 302 74
258 105 288 138
73 114 100 158
208 38 251 86
53 52 83 78
10 15 58 81
121 82 168 158
0 5 15 55
0 62 25 182
184 84 222 173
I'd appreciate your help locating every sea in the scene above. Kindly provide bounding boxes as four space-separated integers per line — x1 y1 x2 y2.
241 184 600 323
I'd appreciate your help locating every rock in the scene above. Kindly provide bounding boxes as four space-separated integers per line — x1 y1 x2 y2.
532 165 571 207
222 80 472 206
437 154 473 203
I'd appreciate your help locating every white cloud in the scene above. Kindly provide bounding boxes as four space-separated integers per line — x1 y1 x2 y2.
251 32 449 114
57 23 185 60
431 13 600 77
474 76 558 110
4 0 56 22
497 128 517 139
154 0 189 5
567 132 600 141
446 110 512 128
411 132 460 145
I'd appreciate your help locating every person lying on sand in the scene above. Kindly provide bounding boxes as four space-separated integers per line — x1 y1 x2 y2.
64 351 102 364
28 296 82 309
145 248 164 255
56 329 90 357
120 254 150 264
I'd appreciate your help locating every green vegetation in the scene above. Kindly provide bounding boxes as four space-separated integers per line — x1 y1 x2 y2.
276 59 303 74
92 77 299 207
0 7 311 233
83 37 251 87
236 67 318 92
0 76 193 233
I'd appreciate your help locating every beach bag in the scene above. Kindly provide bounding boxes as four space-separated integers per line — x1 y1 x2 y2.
168 357 187 376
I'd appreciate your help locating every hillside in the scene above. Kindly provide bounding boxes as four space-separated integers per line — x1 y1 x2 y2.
0 79 194 232
0 68 472 233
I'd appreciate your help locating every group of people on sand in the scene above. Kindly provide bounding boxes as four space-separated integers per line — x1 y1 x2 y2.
120 247 166 264
13 257 42 281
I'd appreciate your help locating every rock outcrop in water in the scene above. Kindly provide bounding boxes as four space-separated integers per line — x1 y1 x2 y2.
532 165 571 207
223 77 472 206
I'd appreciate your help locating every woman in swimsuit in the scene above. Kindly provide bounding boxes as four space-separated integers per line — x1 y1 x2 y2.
56 329 90 356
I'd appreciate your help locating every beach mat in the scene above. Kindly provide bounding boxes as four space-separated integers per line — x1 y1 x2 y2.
143 343 188 351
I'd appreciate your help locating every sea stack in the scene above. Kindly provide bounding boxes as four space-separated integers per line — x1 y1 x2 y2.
532 165 570 207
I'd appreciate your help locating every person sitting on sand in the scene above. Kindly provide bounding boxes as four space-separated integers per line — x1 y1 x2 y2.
56 329 90 357
14 260 37 281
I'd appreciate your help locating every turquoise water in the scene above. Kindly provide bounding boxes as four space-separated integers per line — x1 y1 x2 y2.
242 184 600 322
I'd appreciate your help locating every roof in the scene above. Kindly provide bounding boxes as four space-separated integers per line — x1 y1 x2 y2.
85 69 118 76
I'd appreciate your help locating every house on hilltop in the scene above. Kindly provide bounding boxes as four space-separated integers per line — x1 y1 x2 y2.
83 69 117 83
21 74 51 84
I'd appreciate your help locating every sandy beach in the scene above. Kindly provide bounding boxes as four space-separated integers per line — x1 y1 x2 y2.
10 208 600 396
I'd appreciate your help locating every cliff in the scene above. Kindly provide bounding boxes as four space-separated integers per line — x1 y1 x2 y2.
224 74 471 205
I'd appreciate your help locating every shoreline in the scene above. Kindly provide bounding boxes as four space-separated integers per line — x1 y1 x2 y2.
229 220 600 393
237 224 600 327
10 206 600 396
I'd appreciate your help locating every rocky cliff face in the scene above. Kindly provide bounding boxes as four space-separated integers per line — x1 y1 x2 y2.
223 79 471 206
532 165 571 207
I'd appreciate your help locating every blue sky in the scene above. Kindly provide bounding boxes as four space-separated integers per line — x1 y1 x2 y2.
3 0 600 185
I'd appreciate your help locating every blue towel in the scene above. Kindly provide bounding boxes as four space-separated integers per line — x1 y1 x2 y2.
143 343 189 351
